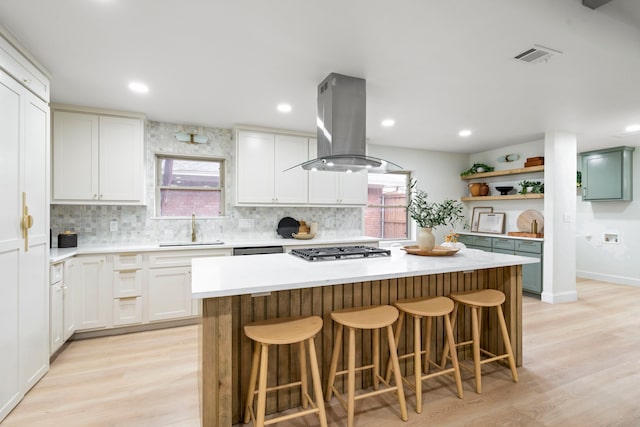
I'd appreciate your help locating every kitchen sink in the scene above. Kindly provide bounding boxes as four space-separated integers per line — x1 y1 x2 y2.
158 240 224 247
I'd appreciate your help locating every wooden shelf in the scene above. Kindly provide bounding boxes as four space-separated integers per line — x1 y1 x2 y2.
461 194 544 201
460 165 544 180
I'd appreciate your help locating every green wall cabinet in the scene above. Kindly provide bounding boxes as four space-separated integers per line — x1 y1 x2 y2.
457 234 543 297
580 146 634 201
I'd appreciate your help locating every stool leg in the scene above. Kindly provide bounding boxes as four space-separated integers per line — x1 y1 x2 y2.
444 312 464 399
413 315 423 414
385 312 403 383
326 323 343 401
256 343 269 427
496 304 519 383
424 316 432 374
243 341 261 423
471 307 482 394
347 327 356 427
299 340 308 409
373 328 380 390
440 302 459 369
387 325 408 421
308 337 328 427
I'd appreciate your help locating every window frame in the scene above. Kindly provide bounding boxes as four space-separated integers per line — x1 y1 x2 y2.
155 153 225 218
365 171 412 241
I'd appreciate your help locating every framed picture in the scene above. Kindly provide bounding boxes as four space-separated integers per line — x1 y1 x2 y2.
471 207 493 232
477 212 506 234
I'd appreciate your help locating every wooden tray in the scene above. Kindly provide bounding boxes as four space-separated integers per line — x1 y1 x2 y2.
292 233 316 240
402 245 460 256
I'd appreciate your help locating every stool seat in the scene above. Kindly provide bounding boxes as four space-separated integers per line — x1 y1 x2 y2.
449 289 505 307
244 316 323 345
330 305 399 329
394 296 454 318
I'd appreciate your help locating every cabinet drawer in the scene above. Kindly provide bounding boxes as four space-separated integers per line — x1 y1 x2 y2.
113 269 143 298
515 240 543 254
113 253 143 270
473 236 493 248
456 234 475 246
49 262 63 285
148 249 231 267
492 238 515 251
113 297 143 326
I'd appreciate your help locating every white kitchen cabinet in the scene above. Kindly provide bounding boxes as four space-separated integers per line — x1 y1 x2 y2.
113 297 143 326
74 256 112 331
49 263 64 355
146 267 192 321
63 258 76 341
112 253 143 325
236 130 308 205
0 43 50 421
52 109 145 204
308 139 368 205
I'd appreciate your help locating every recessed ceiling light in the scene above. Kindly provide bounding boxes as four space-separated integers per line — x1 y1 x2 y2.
381 119 395 127
459 129 472 137
625 124 640 133
277 103 292 113
128 82 149 93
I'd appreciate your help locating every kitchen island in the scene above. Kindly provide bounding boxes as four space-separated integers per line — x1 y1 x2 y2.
192 247 538 426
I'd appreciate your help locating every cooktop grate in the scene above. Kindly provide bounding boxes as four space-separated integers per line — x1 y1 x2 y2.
290 245 391 261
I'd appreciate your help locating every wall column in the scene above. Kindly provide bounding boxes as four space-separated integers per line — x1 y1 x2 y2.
542 132 578 303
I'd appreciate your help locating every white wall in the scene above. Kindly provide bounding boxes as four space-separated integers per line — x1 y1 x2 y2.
576 145 640 286
368 144 469 242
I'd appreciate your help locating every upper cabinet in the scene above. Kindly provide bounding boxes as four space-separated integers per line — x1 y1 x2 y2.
0 34 49 102
52 108 145 205
581 146 634 201
307 139 368 205
236 130 309 205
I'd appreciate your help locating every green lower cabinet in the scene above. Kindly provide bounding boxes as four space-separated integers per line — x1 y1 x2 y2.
517 251 542 295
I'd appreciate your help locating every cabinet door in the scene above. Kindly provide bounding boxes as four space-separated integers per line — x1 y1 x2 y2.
516 251 543 294
75 256 111 330
63 258 76 341
49 283 64 355
583 150 622 200
338 171 368 205
147 267 193 321
98 116 144 202
52 111 99 201
273 134 308 204
307 139 339 204
237 131 275 203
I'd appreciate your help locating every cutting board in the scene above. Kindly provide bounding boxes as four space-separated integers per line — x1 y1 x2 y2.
517 210 544 233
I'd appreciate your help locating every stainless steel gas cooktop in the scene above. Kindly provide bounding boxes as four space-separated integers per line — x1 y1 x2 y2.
290 246 391 261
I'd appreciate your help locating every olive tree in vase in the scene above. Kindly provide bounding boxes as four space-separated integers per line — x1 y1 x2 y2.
408 183 464 251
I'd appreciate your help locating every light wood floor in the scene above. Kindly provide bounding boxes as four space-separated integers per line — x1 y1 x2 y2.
3 278 640 426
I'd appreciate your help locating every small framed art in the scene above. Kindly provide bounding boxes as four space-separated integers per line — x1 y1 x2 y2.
471 207 493 232
477 212 506 234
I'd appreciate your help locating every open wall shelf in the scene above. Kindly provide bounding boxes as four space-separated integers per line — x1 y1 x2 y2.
460 165 544 180
461 194 544 201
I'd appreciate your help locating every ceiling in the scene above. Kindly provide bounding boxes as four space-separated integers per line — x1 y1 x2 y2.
2 0 640 154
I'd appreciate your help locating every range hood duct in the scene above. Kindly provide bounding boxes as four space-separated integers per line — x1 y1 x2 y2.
292 73 402 173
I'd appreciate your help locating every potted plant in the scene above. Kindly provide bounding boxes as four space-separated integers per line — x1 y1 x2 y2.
518 180 543 194
408 182 464 251
460 163 495 177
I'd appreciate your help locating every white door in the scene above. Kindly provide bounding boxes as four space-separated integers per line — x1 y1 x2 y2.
146 267 192 321
98 116 144 201
307 139 339 204
49 282 63 355
52 111 99 201
0 70 22 421
338 171 368 205
273 134 308 204
75 256 110 331
237 131 275 203
63 258 76 341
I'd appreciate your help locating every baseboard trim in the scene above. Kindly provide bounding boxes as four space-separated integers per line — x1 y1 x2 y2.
71 317 200 341
541 290 578 304
576 270 640 288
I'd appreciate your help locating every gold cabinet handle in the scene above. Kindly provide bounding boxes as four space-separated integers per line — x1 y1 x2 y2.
21 192 33 252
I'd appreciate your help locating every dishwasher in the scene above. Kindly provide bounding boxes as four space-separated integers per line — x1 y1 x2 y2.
232 246 284 256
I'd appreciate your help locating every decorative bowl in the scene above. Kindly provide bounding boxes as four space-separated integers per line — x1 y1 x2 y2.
495 186 514 196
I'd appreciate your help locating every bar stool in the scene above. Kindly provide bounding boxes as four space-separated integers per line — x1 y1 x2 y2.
243 316 327 427
441 289 518 394
325 305 408 427
385 296 463 414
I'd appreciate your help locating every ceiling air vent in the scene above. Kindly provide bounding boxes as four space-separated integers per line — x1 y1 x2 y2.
514 44 562 64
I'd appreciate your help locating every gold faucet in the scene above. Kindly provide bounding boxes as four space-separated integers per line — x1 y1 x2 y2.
191 212 196 242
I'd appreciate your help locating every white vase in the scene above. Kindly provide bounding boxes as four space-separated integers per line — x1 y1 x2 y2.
417 227 435 251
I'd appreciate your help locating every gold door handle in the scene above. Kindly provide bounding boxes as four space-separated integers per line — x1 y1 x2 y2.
21 192 33 252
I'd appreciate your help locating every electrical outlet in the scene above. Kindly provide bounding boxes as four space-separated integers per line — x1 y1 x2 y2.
239 219 254 229
109 220 118 232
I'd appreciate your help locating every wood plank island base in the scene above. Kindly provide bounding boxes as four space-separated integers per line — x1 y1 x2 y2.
192 248 537 426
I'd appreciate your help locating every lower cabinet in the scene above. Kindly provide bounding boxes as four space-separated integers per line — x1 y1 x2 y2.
74 256 111 331
49 264 64 355
458 234 543 297
63 258 76 341
147 267 192 321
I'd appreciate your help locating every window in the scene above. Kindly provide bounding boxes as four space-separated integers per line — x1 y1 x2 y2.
156 155 224 217
365 172 410 239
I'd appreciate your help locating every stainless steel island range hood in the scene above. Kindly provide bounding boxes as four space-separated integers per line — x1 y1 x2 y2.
290 73 402 173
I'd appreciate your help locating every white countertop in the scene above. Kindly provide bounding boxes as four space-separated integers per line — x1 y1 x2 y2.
49 236 379 262
191 247 539 299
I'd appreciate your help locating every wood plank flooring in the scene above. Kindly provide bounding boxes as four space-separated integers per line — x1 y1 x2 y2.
3 278 640 426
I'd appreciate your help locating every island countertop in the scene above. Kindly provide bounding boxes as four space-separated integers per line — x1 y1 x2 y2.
191 247 538 298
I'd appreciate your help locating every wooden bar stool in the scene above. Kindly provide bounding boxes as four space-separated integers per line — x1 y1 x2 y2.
441 289 518 394
325 305 408 427
385 296 463 414
243 316 327 427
